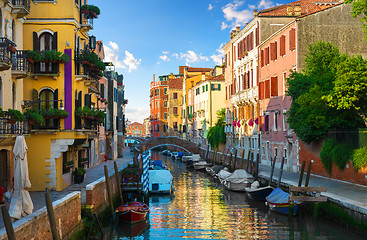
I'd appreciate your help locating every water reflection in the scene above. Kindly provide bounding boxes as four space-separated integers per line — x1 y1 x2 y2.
112 151 363 240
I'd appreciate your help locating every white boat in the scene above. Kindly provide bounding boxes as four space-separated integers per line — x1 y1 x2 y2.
217 168 231 184
148 169 174 194
223 169 254 192
193 160 211 170
206 165 224 177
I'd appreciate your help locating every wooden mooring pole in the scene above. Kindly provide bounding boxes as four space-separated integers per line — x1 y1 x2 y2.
250 151 254 174
45 191 60 240
255 152 260 181
1 206 16 240
269 156 276 186
298 161 306 187
104 165 114 217
305 161 312 187
246 150 251 171
233 149 238 169
240 149 245 169
114 161 123 204
277 157 285 188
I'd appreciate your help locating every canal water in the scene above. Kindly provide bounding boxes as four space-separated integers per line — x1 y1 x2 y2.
110 151 364 240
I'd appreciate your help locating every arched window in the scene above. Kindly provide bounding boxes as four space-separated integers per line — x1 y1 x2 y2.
39 88 55 127
39 32 54 72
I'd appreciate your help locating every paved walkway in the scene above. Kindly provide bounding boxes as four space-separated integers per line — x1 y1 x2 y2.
258 164 367 214
0 147 134 230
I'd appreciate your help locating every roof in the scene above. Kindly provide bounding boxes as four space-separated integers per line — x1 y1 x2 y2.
168 77 183 89
178 66 213 74
207 74 225 81
258 0 341 17
128 122 143 127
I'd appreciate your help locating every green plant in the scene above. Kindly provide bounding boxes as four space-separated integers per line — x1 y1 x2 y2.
72 167 86 176
352 147 367 170
320 138 335 173
65 160 74 166
40 109 52 118
95 110 106 123
58 109 69 118
27 50 42 62
26 110 45 125
40 50 70 63
8 109 25 122
0 107 3 117
331 143 353 170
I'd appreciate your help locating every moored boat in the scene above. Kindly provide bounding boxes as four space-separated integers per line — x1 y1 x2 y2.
149 169 174 194
193 160 211 170
265 188 301 215
245 181 274 201
115 201 150 224
222 169 254 192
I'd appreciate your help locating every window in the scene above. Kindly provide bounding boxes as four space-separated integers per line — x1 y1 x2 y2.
211 84 221 90
164 113 167 119
164 88 167 94
173 92 178 99
114 88 118 102
39 32 57 73
283 109 287 131
206 84 208 91
265 47 270 65
173 107 178 115
270 42 277 61
274 111 279 132
271 76 278 97
264 112 269 132
283 72 287 95
289 28 296 51
283 148 287 160
202 86 205 92
164 101 167 107
173 122 178 130
155 89 159 96
264 80 270 99
260 50 264 67
100 84 105 98
280 35 286 56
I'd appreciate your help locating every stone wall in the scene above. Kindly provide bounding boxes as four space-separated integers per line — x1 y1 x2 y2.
0 192 81 240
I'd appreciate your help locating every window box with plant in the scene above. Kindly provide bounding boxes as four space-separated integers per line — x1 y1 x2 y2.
27 50 42 63
25 109 44 125
72 167 86 184
8 109 25 124
48 108 69 119
95 110 106 123
80 4 100 19
41 50 70 63
76 106 95 120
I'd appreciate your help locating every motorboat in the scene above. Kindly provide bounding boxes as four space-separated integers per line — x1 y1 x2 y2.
245 181 274 201
206 165 224 177
216 168 231 184
150 160 167 170
193 160 211 170
222 169 254 192
148 169 174 194
186 154 201 167
265 188 301 215
115 201 149 224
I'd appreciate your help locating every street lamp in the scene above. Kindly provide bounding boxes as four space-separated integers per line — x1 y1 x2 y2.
89 35 96 50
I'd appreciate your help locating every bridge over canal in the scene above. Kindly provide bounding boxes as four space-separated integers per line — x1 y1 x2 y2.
136 136 200 153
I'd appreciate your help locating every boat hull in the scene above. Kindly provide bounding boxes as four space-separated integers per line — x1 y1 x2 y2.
266 201 301 215
117 210 148 224
224 181 250 192
245 186 274 201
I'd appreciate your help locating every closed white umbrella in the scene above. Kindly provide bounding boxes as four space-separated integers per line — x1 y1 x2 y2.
9 135 33 220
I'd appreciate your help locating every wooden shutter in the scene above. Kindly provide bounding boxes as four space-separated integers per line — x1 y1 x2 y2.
280 35 286 56
271 76 278 97
52 32 58 50
265 80 270 99
33 32 39 51
247 72 250 89
261 50 264 67
270 42 277 61
265 47 269 65
256 27 259 46
32 89 39 110
289 28 296 51
259 82 264 100
218 84 221 90
53 89 58 109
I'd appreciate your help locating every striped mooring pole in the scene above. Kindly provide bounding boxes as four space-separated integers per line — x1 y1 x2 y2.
142 150 150 195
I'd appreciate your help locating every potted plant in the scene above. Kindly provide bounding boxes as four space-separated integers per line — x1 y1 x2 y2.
95 110 105 123
80 4 89 14
8 109 24 124
76 106 93 119
25 109 44 125
72 167 86 184
58 109 69 119
8 45 16 54
40 109 52 119
27 50 42 63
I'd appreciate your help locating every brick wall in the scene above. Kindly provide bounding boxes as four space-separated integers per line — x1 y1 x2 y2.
0 192 81 240
299 141 367 186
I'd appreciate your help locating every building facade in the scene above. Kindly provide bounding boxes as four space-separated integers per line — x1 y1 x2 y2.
126 122 144 137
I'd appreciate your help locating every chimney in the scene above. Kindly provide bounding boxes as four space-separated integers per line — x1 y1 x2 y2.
153 74 155 82
236 25 240 34
230 31 234 39
254 9 258 17
202 72 206 81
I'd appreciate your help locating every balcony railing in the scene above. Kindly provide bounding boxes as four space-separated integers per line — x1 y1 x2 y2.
32 61 59 76
0 111 29 135
11 0 30 18
12 50 29 78
80 13 93 30
0 37 15 71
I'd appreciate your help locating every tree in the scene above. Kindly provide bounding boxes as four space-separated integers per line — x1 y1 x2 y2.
207 108 226 149
325 55 367 126
346 0 367 42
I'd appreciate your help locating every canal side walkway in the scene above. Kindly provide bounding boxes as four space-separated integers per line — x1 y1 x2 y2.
0 147 134 230
258 164 367 215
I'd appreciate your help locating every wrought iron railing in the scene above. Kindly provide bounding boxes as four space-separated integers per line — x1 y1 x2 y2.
0 111 29 134
0 37 15 65
80 13 94 28
12 0 30 11
12 50 29 72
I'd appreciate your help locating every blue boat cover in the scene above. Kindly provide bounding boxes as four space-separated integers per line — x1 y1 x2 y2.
154 160 163 167
266 188 289 204
177 152 184 157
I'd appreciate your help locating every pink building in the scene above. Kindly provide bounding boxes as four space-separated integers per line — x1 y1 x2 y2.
258 21 298 171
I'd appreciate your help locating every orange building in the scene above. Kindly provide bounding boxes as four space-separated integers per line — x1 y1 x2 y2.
150 74 168 137
126 122 144 137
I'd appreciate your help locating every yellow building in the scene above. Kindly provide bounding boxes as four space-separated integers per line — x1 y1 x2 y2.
22 0 104 191
0 0 30 191
167 75 183 136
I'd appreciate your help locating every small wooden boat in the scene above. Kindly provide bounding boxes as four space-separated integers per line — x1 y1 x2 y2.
223 169 254 192
265 188 301 215
115 201 150 223
193 160 211 170
245 181 274 201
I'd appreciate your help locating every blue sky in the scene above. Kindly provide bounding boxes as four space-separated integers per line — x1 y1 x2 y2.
88 0 282 123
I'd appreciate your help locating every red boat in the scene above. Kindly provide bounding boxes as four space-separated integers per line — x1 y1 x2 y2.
115 201 149 224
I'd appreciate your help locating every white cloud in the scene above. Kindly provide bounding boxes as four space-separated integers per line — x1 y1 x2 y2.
104 42 141 72
125 106 149 123
162 51 169 54
174 50 209 66
208 4 214 11
211 43 225 65
221 0 276 30
160 55 170 61
123 50 142 72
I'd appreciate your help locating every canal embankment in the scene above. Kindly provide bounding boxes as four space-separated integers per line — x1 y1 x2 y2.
0 148 133 239
199 147 367 234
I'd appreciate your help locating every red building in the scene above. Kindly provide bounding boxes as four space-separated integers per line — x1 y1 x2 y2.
150 74 168 137
126 122 145 137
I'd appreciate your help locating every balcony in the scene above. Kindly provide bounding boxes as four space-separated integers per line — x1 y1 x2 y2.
231 86 259 106
32 62 59 78
12 50 30 79
11 0 30 18
0 111 29 135
0 38 15 71
86 79 99 94
80 13 93 31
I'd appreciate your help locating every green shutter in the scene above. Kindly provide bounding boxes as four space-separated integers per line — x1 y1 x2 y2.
206 84 208 91
218 84 221 90
32 89 39 110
